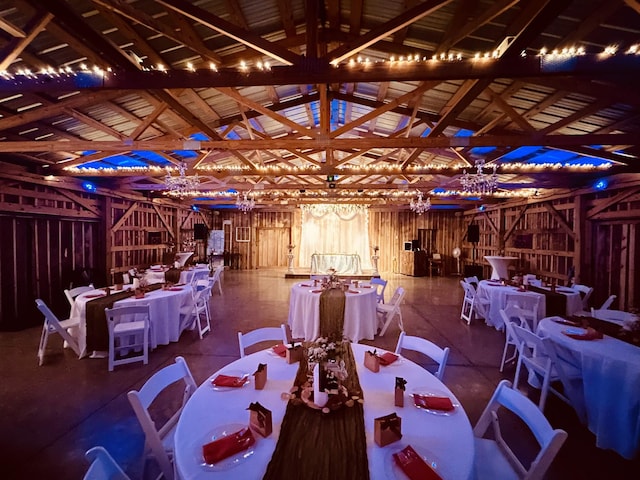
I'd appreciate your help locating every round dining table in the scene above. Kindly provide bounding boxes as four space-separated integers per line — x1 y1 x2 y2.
287 282 378 341
537 317 640 459
174 343 474 480
70 285 194 357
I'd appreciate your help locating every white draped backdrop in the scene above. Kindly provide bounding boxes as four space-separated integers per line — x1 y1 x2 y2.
298 204 372 271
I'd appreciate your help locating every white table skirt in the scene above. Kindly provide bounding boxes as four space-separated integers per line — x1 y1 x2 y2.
174 343 474 480
310 253 362 275
71 286 194 357
537 317 640 459
476 280 582 330
484 256 518 280
287 283 378 341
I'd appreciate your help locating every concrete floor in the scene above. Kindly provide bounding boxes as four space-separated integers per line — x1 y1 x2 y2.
1 269 638 479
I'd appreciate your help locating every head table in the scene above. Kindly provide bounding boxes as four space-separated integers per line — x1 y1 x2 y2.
287 282 378 341
174 343 474 480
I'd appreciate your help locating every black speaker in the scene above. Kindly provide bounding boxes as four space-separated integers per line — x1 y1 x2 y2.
194 223 208 240
467 224 480 243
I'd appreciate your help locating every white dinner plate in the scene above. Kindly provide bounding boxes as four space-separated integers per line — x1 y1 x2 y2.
198 423 258 471
564 327 588 336
384 441 450 480
410 388 458 416
210 370 251 391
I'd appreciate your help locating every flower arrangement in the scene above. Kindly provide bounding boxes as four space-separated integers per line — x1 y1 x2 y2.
307 336 338 365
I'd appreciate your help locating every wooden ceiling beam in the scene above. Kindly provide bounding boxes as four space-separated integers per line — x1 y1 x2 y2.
328 0 454 64
0 10 53 70
156 0 301 66
6 132 637 154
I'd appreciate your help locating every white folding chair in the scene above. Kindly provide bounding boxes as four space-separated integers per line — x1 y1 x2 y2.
573 284 594 310
590 307 635 325
473 380 568 480
238 325 288 358
190 269 210 288
127 356 197 480
83 446 130 480
511 325 579 412
459 280 487 325
498 304 531 372
64 284 95 309
180 285 212 339
370 277 387 304
464 276 479 288
209 265 224 295
105 304 150 372
599 294 616 310
504 292 541 330
376 286 406 336
394 331 450 380
35 299 82 366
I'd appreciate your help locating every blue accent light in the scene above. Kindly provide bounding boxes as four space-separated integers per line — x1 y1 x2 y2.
478 205 486 211
191 205 200 212
454 129 474 137
190 132 209 141
82 181 97 192
594 179 608 191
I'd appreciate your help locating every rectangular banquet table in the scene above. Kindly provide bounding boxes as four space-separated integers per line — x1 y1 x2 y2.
310 253 362 275
475 280 582 330
537 317 640 459
173 343 475 480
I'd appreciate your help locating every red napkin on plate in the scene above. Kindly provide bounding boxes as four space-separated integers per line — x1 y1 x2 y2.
378 352 399 366
272 344 287 357
311 290 323 294
202 427 255 464
169 287 183 291
393 445 442 480
362 285 372 288
84 293 105 299
413 394 454 411
211 374 249 387
300 283 312 287
563 327 603 341
348 290 360 294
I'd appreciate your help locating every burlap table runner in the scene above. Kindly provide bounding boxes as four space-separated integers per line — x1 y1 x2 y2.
528 285 567 317
262 287 369 480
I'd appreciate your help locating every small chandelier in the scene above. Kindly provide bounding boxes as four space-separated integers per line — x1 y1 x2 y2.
409 192 431 215
236 192 256 214
460 159 498 195
165 162 199 197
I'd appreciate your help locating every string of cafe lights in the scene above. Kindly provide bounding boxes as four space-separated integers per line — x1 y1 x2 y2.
1 43 638 83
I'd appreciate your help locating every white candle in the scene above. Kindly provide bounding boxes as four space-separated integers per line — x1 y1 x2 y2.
313 363 328 407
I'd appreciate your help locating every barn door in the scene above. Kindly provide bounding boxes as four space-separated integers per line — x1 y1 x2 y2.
256 228 290 268
591 221 639 311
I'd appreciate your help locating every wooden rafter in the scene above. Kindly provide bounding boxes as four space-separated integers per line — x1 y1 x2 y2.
0 11 53 70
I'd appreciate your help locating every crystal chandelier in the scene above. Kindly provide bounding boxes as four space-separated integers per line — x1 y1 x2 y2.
460 159 498 195
165 162 199 197
236 192 256 214
409 192 431 215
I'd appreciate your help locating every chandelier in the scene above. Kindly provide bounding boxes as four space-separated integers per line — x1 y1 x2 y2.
165 162 199 197
236 192 256 213
460 159 498 195
409 192 431 215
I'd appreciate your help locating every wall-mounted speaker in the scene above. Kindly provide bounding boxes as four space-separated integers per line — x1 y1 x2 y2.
467 224 480 243
194 223 208 240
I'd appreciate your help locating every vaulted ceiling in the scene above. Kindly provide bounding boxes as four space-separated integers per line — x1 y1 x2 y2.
0 0 639 210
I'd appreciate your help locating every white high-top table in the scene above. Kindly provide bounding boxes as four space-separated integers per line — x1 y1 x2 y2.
484 256 518 280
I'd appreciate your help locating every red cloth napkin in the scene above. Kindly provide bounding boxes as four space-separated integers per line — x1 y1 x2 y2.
211 374 249 387
378 352 399 366
362 285 372 288
300 283 312 287
393 445 442 480
84 293 105 299
348 290 360 294
272 344 287 357
202 427 255 464
413 394 454 411
169 287 183 291
563 327 603 341
311 290 323 294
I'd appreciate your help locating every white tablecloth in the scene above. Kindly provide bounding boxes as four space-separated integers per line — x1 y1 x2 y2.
476 280 582 330
70 286 194 357
310 253 362 275
174 343 474 480
287 283 377 341
537 317 640 459
144 265 209 285
484 256 518 280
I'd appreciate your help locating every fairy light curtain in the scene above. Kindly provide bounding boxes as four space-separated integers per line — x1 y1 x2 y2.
299 204 371 271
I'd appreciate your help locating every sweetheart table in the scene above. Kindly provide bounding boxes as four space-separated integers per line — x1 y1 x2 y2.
173 343 474 479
